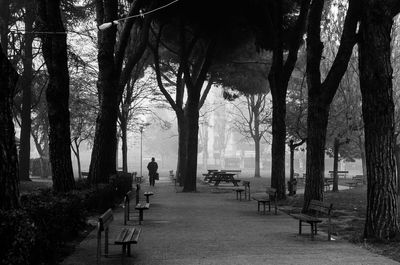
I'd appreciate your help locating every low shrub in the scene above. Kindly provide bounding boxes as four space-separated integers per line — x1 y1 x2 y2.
0 210 37 265
20 190 87 264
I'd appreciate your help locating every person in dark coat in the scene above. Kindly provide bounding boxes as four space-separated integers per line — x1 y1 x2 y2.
147 157 158 186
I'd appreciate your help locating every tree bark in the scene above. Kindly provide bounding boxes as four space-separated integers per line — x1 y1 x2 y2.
359 0 399 240
303 0 360 211
176 114 186 186
37 0 75 192
304 100 329 208
358 135 367 178
89 1 150 184
394 144 400 192
266 0 310 200
182 96 200 192
88 0 119 184
253 105 261 178
120 115 128 172
0 43 20 209
0 0 10 51
19 2 35 182
332 138 340 192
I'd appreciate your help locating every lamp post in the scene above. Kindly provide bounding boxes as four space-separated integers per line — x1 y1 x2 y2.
139 124 144 179
138 120 150 179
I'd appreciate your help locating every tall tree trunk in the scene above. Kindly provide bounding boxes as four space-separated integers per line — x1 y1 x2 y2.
304 100 329 209
270 91 286 199
332 137 340 192
254 138 261 178
0 43 20 209
183 96 200 192
358 135 367 178
0 0 10 51
176 114 186 186
88 0 119 184
289 141 295 196
359 1 399 240
37 0 75 192
121 116 128 172
303 0 359 211
19 3 34 181
254 106 261 178
394 144 400 193
268 0 286 200
266 0 310 200
71 139 82 179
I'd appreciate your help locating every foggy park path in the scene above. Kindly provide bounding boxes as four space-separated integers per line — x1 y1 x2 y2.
62 177 399 265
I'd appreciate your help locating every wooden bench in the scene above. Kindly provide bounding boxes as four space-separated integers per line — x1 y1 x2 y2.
81 171 89 178
289 200 333 240
232 180 250 201
97 209 141 260
252 187 277 215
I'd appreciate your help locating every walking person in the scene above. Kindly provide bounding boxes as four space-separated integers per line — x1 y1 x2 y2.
147 157 158 186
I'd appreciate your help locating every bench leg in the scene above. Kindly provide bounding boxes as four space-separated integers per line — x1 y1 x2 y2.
104 228 109 257
310 223 314 240
268 201 271 212
299 220 302 235
127 244 131 257
239 191 242 201
236 191 239 200
146 196 150 203
263 202 266 215
138 210 143 224
257 202 260 213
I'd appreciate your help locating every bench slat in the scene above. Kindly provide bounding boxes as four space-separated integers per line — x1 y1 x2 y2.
136 202 150 209
290 213 322 223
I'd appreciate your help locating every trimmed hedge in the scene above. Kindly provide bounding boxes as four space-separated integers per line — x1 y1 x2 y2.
0 171 133 264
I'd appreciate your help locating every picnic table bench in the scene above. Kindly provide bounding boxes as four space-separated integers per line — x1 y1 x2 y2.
289 199 333 240
252 187 277 215
329 170 349 179
97 209 141 259
345 175 365 189
324 178 334 191
232 180 250 201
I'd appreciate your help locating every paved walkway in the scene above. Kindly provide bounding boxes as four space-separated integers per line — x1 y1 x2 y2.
62 178 399 265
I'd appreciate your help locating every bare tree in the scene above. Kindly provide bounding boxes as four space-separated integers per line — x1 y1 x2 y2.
230 93 271 177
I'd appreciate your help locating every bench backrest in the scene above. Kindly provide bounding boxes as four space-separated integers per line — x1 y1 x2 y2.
242 180 250 187
99 209 113 231
308 200 333 216
266 187 277 196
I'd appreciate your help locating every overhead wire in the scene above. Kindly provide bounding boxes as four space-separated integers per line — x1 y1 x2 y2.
9 0 180 35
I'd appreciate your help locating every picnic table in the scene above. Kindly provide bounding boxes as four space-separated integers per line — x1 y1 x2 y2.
202 169 219 182
212 172 241 186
